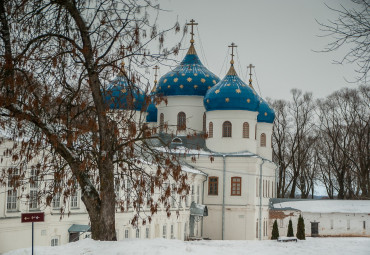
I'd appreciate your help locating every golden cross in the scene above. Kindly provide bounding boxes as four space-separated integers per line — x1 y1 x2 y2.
247 63 255 87
228 42 237 64
186 19 198 44
153 65 159 85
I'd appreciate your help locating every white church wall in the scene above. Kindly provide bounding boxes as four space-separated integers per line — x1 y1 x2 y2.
157 96 205 135
256 122 273 161
205 110 258 154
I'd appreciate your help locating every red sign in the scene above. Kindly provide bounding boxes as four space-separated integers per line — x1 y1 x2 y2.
21 212 45 223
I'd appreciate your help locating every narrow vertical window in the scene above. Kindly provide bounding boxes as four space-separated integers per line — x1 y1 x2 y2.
146 227 150 238
255 124 257 139
30 169 38 210
363 221 366 230
177 112 186 130
171 225 175 239
222 121 232 137
159 113 164 133
136 228 140 238
208 177 218 195
208 122 213 138
7 170 18 211
231 177 241 196
260 133 266 147
197 185 200 203
243 122 249 138
163 225 167 239
203 113 206 132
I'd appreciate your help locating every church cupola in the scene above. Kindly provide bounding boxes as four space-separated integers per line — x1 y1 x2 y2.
146 66 159 123
103 62 145 111
155 20 219 135
156 19 220 97
204 43 260 112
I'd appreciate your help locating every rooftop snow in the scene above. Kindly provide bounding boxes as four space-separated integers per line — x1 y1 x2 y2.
272 200 370 214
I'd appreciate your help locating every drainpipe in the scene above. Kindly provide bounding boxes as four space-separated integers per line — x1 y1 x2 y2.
259 159 266 240
201 175 207 237
222 155 226 240
275 165 278 198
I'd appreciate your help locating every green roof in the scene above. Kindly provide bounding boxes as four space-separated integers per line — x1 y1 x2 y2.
68 224 91 233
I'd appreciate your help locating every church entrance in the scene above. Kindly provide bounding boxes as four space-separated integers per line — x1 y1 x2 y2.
311 222 319 237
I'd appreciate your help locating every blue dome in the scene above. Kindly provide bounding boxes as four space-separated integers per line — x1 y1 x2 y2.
204 65 260 111
146 91 158 122
156 45 220 96
103 74 145 111
257 99 275 123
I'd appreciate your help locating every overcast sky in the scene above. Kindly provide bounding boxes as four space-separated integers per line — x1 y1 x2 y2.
153 0 359 100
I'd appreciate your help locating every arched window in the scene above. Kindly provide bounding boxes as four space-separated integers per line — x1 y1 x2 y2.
260 133 266 147
177 112 186 131
208 122 213 138
243 122 249 138
203 113 206 132
172 137 182 144
222 121 232 137
159 113 164 133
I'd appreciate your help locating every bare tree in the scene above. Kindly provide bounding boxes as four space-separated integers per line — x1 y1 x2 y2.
0 0 188 241
318 0 370 83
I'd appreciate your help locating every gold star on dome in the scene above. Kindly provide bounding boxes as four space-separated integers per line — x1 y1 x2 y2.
201 78 206 83
247 99 250 103
164 79 167 83
236 89 241 93
208 86 211 89
194 85 198 89
174 78 178 83
213 80 217 84
167 85 171 88
121 88 127 93
215 89 220 94
187 77 192 82
133 98 136 102
226 84 231 87
264 112 268 116
171 74 174 77
182 73 185 76
206 99 209 103
180 84 184 89
205 74 209 77
225 98 230 102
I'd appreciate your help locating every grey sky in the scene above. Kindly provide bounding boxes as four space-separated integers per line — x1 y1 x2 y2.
155 0 359 100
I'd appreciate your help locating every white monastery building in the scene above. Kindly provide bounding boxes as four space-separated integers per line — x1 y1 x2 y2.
1 20 368 253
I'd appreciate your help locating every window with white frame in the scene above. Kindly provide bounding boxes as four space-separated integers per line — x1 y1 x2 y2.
125 229 130 239
51 236 59 246
162 225 167 239
184 222 188 240
70 191 79 208
29 169 38 210
52 193 61 208
145 227 150 238
7 170 18 211
171 224 175 239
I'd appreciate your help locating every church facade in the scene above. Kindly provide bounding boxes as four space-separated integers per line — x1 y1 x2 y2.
0 21 277 253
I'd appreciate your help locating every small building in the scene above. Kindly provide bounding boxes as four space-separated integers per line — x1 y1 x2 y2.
269 198 370 238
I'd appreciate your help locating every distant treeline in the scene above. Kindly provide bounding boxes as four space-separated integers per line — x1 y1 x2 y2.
270 85 369 199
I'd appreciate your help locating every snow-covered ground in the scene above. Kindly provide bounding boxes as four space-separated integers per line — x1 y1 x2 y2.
5 237 370 255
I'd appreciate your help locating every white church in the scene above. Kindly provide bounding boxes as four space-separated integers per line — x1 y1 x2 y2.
0 20 277 253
